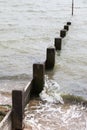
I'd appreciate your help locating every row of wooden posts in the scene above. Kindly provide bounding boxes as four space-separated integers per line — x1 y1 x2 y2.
11 21 71 130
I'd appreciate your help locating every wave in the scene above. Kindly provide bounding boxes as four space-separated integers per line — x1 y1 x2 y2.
0 73 31 81
61 94 87 105
40 75 64 104
0 43 9 49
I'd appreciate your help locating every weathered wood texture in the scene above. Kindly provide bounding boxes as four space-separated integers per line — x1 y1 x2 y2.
32 63 45 96
64 25 69 31
67 22 71 25
60 29 67 38
55 38 62 50
24 81 33 107
11 63 45 130
12 90 24 130
45 47 55 69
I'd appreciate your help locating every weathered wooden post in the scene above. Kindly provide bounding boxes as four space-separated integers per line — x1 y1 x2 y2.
45 47 55 69
60 29 67 38
12 90 24 130
67 22 71 25
54 37 62 50
24 81 33 107
32 63 45 96
64 25 69 31
72 0 74 16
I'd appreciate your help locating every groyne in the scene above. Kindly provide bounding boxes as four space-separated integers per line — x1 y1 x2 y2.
0 22 71 130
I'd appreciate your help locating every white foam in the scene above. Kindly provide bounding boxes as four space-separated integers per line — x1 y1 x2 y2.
40 75 64 104
24 102 87 130
0 93 11 105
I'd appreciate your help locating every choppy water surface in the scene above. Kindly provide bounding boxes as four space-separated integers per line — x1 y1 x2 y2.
0 0 87 129
0 0 72 92
24 100 87 130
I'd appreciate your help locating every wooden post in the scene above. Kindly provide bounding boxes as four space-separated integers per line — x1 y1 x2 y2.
60 29 66 38
54 37 62 50
64 25 69 31
32 63 45 96
45 47 55 69
67 22 71 25
24 81 33 107
72 0 74 16
12 90 24 130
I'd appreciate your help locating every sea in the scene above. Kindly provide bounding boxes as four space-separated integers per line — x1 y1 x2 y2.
0 0 87 129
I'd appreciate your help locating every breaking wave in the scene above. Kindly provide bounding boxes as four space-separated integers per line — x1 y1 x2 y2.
40 75 64 104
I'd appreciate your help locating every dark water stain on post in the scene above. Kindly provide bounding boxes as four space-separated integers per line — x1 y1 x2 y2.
64 25 69 31
12 90 24 130
67 22 71 25
60 29 67 38
32 63 45 96
54 37 62 50
45 47 55 70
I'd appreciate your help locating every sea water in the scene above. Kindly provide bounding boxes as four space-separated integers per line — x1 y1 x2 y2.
0 0 87 129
